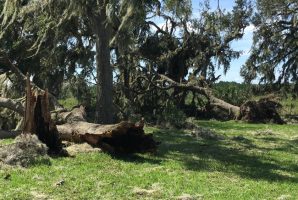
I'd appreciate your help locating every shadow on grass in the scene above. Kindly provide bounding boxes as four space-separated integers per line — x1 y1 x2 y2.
259 136 298 154
110 153 162 165
153 128 298 183
197 120 284 133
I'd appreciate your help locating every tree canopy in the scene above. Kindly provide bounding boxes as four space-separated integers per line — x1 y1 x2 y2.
0 0 293 125
241 0 298 95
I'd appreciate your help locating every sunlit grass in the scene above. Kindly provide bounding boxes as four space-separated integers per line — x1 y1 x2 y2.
0 121 297 199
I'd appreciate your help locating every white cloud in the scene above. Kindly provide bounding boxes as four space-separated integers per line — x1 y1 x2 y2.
244 24 256 33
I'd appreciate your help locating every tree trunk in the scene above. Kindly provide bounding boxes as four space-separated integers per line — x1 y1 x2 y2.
93 13 114 124
209 96 240 117
0 96 158 154
57 120 157 154
22 77 62 154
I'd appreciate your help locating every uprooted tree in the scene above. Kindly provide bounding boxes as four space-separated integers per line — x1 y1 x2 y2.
153 74 284 124
1 71 159 154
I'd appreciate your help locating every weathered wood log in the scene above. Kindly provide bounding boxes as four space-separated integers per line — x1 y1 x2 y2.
57 120 158 154
0 95 158 154
0 97 24 115
0 75 158 154
0 97 158 153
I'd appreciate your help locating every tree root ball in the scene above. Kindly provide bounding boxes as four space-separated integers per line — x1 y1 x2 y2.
238 98 284 124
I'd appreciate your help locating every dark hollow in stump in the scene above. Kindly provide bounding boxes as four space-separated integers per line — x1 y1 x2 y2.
23 76 62 154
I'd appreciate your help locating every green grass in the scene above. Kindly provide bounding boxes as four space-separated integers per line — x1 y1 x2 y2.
0 121 297 199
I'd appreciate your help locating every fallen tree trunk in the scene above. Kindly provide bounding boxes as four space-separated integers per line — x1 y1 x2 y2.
57 120 158 153
0 97 24 115
0 89 158 154
157 74 285 123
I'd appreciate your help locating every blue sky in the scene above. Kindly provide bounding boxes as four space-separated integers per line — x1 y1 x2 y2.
194 0 254 82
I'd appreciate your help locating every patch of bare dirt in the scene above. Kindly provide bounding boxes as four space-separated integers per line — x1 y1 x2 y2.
176 194 204 200
252 129 275 136
132 183 162 197
65 143 101 156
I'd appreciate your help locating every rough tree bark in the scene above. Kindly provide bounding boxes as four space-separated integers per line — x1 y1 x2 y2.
57 120 157 154
0 90 158 154
0 97 24 115
22 77 62 154
93 11 114 124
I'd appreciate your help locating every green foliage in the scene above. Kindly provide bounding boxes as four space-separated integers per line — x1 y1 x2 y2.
213 81 253 106
241 0 298 93
163 0 192 19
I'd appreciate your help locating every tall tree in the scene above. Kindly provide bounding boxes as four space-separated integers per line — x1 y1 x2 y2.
241 0 298 95
0 0 157 123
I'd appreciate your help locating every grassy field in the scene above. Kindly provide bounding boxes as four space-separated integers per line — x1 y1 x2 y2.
0 121 297 200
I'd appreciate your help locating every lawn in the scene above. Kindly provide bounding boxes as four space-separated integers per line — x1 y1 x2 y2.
0 121 297 200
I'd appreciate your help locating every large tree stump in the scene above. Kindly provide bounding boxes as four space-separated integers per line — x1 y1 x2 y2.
23 76 62 154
